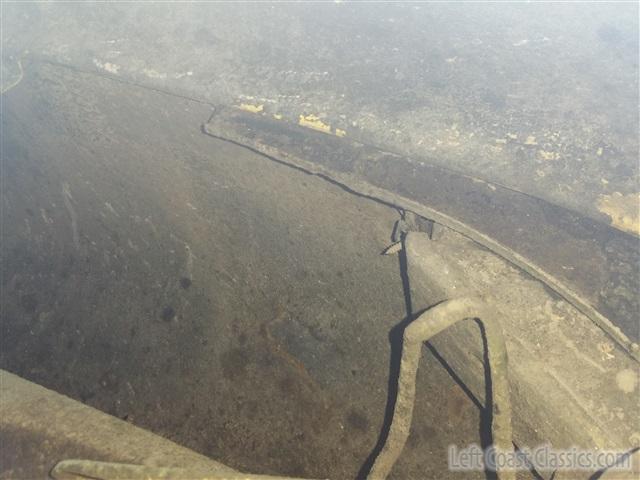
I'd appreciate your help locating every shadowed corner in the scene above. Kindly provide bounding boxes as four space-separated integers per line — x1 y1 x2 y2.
356 236 416 480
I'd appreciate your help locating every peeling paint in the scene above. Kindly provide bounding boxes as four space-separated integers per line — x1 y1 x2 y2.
298 114 332 134
238 103 264 113
597 192 640 235
538 150 560 161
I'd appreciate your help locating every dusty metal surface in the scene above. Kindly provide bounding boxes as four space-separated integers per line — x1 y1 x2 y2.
1 5 638 474
2 57 638 478
2 3 638 230
3 2 637 352
1 61 493 479
203 107 640 353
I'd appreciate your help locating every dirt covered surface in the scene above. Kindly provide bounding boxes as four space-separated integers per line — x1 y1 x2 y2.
0 63 498 479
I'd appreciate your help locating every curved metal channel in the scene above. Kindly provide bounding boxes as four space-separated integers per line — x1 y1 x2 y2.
203 108 639 362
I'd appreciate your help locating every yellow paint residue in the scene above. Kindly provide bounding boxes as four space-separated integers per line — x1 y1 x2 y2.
597 192 640 235
335 128 346 137
238 103 264 113
273 113 283 120
298 114 332 134
142 68 167 79
538 150 560 161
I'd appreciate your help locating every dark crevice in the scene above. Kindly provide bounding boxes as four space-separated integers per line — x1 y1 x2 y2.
356 241 416 480
202 125 406 217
